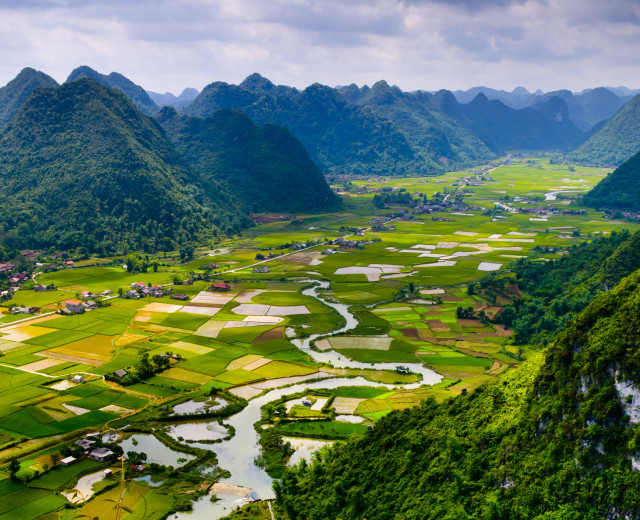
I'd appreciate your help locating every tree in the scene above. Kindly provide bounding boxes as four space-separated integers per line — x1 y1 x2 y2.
8 458 20 479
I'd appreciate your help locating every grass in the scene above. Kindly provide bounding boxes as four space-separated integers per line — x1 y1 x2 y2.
179 345 248 376
336 349 419 364
0 494 66 520
331 387 391 399
25 329 94 348
160 312 210 331
28 458 103 490
276 420 369 438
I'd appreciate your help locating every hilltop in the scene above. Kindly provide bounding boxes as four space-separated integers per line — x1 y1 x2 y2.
156 107 339 213
66 66 158 115
0 67 58 129
0 78 245 253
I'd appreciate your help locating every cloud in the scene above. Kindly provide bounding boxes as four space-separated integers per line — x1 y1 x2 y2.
0 0 638 93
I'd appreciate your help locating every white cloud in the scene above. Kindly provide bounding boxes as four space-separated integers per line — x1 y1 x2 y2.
0 0 638 93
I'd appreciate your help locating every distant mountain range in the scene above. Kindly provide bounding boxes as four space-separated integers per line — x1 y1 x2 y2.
3 66 639 175
0 65 640 252
148 88 199 110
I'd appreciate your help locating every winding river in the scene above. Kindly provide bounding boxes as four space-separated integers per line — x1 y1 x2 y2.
169 281 442 519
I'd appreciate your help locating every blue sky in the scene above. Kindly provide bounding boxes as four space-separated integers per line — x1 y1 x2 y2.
0 0 639 94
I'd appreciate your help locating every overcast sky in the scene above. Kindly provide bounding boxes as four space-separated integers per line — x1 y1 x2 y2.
0 0 639 95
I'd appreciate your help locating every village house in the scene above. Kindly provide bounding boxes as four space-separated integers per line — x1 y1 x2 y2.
76 438 95 450
83 301 98 310
101 290 113 296
64 260 74 268
114 369 127 378
170 293 189 301
80 290 94 300
126 290 140 299
72 375 84 384
33 284 48 292
90 447 114 462
61 456 77 467
65 299 84 314
211 283 230 292
252 266 270 273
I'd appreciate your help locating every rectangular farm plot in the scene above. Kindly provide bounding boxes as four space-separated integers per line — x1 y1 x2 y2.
162 367 212 384
251 360 316 379
332 397 365 414
328 336 392 350
226 354 264 371
24 329 94 348
160 312 211 331
18 358 65 373
181 305 221 316
168 341 213 355
141 302 183 313
194 320 227 338
0 325 58 343
46 334 115 363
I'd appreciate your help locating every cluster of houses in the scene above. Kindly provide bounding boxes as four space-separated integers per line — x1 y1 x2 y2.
125 282 173 299
60 437 115 467
327 237 377 250
252 266 271 273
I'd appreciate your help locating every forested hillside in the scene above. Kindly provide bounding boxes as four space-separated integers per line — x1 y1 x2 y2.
496 230 640 345
568 95 640 166
0 67 58 129
582 149 640 211
275 269 640 519
0 79 247 253
156 107 340 212
66 66 158 115
185 75 427 176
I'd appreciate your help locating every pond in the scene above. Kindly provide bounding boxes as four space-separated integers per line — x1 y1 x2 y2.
171 397 228 416
283 437 334 466
167 420 229 445
120 434 195 467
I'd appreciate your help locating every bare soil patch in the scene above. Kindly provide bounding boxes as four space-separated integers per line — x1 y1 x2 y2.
253 327 284 343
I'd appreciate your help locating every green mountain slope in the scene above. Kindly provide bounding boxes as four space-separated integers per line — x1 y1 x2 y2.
275 269 640 519
66 66 158 115
497 230 640 345
446 92 585 152
342 81 495 170
568 95 640 166
0 67 58 129
0 79 245 253
156 107 339 213
184 75 430 176
582 150 640 211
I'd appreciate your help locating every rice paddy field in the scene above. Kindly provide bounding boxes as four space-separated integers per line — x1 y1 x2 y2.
2 156 639 518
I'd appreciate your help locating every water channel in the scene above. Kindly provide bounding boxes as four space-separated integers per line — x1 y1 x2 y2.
165 280 442 519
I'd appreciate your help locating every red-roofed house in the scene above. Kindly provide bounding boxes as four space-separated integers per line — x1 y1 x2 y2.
65 299 84 314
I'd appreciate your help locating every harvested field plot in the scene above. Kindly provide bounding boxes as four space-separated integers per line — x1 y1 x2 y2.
162 367 211 384
18 358 65 372
168 341 213 354
141 302 183 313
194 320 227 338
226 354 264 371
328 336 392 350
333 397 366 414
181 305 221 316
1 325 57 342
